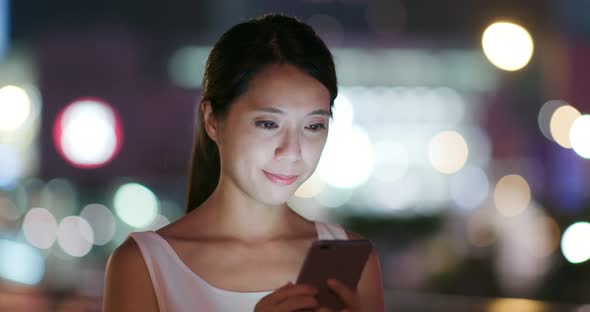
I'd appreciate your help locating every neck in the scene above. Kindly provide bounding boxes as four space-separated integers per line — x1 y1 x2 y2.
191 181 302 243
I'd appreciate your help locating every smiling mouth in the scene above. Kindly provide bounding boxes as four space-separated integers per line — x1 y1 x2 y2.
263 171 299 185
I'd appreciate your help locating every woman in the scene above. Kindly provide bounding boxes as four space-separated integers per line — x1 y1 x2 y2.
103 14 385 312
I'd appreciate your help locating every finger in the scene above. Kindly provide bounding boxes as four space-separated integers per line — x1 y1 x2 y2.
276 295 319 311
326 279 361 310
264 282 318 305
256 282 294 307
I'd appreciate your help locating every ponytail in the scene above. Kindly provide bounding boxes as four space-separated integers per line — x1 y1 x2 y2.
185 106 220 213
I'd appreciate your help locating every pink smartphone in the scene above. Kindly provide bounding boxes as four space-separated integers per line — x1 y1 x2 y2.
295 239 373 310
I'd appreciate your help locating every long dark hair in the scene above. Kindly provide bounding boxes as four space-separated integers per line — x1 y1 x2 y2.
185 14 338 213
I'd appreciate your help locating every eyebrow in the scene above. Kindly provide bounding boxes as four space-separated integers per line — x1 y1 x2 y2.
251 107 330 116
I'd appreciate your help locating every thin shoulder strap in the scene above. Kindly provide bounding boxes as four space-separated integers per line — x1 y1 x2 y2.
128 231 168 311
316 221 349 240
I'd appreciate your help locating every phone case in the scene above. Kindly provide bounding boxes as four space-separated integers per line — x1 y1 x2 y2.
295 239 372 310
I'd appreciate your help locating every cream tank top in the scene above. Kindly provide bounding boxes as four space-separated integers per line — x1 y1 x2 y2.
129 221 349 312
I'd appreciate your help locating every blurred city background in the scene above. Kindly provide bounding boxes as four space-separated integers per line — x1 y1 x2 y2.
1 0 590 311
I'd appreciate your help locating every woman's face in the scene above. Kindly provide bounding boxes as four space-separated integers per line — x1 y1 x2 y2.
212 63 331 206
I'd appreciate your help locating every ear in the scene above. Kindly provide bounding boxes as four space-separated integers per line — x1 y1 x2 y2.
200 101 219 143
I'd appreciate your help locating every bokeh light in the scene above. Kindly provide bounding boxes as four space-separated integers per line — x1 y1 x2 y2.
570 115 590 159
0 144 22 189
315 186 354 208
168 46 210 89
80 204 116 245
0 85 31 133
113 183 159 228
317 125 374 189
488 298 544 312
538 99 567 142
144 214 171 231
531 216 561 258
57 216 94 257
332 94 354 130
428 130 469 174
449 165 490 211
370 175 421 213
561 222 590 264
372 140 409 182
294 171 325 198
22 208 58 249
481 21 534 71
549 104 581 148
53 97 123 168
493 174 531 217
0 239 44 285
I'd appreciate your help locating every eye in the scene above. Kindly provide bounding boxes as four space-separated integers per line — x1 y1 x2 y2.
255 120 278 129
306 123 326 131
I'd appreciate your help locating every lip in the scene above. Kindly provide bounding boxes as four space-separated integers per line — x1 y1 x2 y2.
263 171 299 185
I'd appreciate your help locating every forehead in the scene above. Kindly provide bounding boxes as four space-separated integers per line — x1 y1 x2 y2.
234 63 331 114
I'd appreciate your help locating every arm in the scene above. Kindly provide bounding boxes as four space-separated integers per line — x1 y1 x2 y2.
102 238 159 312
348 231 385 312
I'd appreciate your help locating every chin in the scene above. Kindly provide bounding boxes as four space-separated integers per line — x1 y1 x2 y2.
259 189 296 206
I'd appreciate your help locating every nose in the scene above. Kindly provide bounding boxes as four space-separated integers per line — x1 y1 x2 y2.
275 128 302 162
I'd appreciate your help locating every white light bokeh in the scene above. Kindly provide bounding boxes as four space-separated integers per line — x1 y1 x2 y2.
0 239 44 285
332 94 354 130
294 171 325 198
57 216 94 257
481 22 534 71
449 165 490 211
372 140 409 183
570 115 590 159
114 183 159 228
550 104 581 148
428 130 469 174
561 222 590 264
55 98 122 168
435 87 466 125
315 186 354 208
22 208 58 249
168 46 210 89
0 144 22 189
538 99 567 142
80 204 116 245
144 214 171 231
317 125 375 189
0 85 31 132
493 174 531 217
370 175 421 213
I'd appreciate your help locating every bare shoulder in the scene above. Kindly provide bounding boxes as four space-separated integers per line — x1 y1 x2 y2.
345 229 385 312
103 237 158 312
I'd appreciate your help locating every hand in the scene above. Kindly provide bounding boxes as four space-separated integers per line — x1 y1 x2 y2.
316 279 362 312
254 282 319 312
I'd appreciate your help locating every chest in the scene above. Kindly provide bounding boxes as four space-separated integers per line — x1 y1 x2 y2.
172 239 313 292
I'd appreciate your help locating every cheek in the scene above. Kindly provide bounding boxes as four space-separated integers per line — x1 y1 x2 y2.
304 136 328 162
